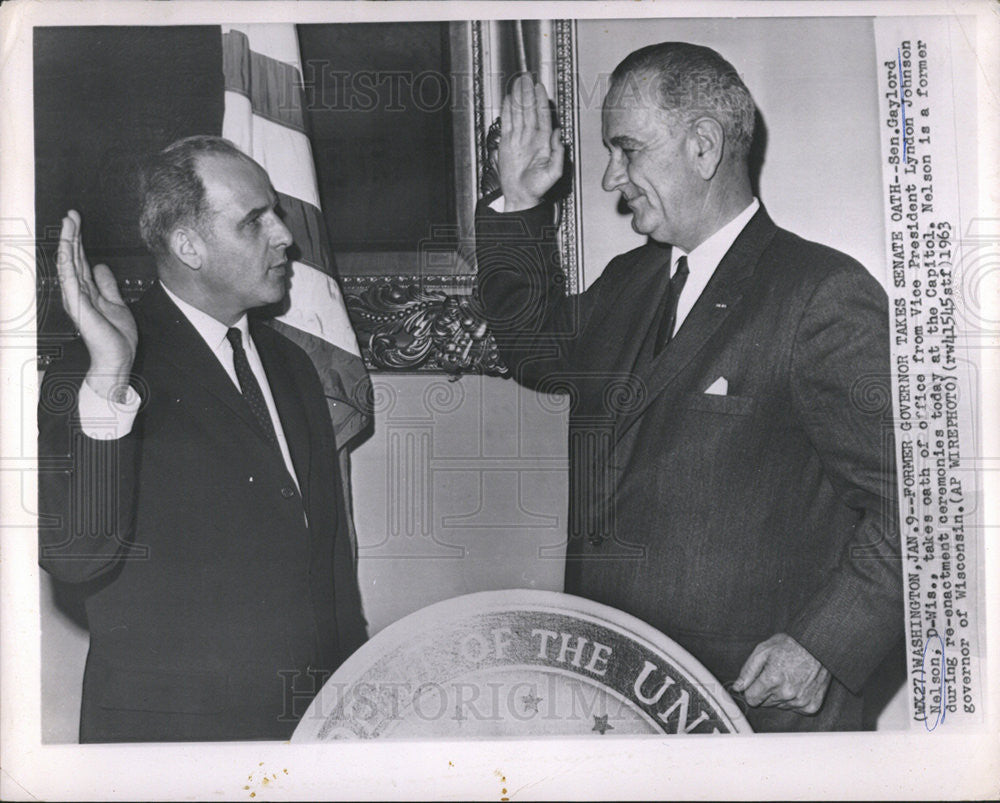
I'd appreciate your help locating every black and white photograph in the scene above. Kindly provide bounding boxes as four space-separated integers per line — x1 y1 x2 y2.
1 0 996 799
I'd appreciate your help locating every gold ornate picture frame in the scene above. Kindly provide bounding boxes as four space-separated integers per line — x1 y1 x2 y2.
338 19 582 374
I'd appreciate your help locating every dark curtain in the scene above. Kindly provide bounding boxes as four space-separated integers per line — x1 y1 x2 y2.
34 26 225 349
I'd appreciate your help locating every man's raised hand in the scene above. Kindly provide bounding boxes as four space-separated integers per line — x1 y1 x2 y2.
498 74 565 212
57 210 138 401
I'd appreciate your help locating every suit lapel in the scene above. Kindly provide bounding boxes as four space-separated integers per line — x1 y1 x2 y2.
615 208 778 442
575 242 670 382
615 245 673 376
137 284 268 442
252 320 313 510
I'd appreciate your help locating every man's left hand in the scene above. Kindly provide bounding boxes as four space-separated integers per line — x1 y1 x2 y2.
732 633 831 714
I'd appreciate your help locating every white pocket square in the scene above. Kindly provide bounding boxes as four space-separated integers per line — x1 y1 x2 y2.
704 377 728 395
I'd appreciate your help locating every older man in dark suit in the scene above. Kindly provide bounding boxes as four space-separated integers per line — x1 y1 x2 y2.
476 43 902 731
38 136 366 742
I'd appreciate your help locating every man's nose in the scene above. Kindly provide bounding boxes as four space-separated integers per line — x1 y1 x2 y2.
602 153 626 193
269 213 294 250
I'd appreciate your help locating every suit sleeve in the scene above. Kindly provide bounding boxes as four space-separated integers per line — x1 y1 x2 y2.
475 200 601 388
784 265 903 694
37 340 142 583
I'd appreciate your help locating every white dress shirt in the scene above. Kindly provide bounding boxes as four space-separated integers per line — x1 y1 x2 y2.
668 198 760 334
77 282 301 491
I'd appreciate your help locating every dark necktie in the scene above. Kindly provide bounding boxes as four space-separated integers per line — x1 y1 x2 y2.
653 255 689 357
226 327 279 449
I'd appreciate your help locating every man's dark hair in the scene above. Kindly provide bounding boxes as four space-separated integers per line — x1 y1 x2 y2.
138 135 253 257
610 42 756 160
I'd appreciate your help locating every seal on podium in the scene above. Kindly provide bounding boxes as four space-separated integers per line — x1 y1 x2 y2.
292 590 752 740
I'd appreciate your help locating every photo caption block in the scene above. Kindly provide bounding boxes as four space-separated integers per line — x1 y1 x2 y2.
875 15 985 731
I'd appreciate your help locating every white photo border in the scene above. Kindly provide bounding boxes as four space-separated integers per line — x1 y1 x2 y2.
2 1 998 799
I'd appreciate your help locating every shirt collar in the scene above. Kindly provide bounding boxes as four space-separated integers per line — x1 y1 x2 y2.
159 281 249 353
672 197 760 273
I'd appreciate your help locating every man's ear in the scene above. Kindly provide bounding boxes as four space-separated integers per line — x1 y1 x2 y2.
168 227 204 271
689 117 725 180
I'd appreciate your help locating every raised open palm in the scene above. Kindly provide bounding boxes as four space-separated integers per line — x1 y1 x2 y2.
57 210 138 398
498 74 565 212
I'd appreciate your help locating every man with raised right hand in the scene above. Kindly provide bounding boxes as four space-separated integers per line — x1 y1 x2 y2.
476 44 901 732
39 135 366 742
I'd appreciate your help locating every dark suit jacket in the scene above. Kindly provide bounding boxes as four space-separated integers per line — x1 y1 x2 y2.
476 203 902 731
38 283 367 742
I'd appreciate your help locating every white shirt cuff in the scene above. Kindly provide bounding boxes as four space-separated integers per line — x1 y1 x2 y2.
489 195 559 224
77 379 141 440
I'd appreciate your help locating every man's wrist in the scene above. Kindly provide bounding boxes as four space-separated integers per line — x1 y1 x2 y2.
502 193 544 213
84 366 133 404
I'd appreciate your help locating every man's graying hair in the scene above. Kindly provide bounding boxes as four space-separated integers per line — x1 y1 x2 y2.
611 42 756 160
139 135 253 257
